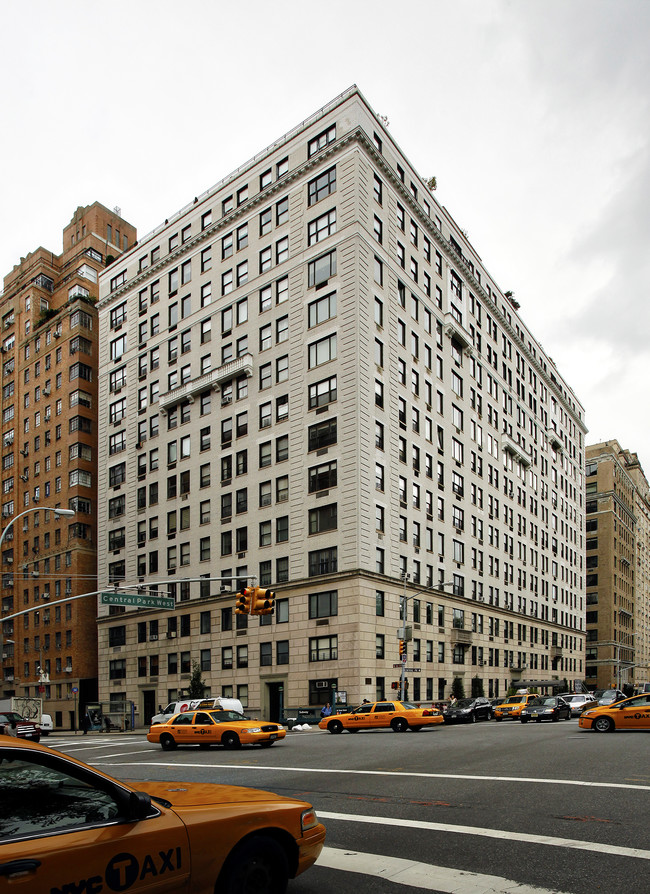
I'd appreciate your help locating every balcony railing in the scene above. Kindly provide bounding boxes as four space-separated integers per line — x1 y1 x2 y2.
159 353 254 413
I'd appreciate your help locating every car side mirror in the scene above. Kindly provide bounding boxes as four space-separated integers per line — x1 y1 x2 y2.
127 790 154 819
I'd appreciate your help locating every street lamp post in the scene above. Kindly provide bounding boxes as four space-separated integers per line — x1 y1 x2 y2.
0 507 75 691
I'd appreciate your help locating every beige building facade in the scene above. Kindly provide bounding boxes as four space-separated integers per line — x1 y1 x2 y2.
585 440 650 691
96 87 587 726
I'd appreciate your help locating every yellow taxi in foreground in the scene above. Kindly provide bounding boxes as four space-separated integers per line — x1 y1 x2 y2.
147 708 286 750
0 737 325 893
494 693 538 721
578 692 650 733
319 700 443 734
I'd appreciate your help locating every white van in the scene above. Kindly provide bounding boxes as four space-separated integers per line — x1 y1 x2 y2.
150 697 244 726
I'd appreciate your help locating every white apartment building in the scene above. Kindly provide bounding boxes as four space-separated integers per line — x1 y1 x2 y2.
96 87 587 726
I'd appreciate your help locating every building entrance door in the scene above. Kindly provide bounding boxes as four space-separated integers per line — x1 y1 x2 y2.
142 689 156 726
266 682 284 723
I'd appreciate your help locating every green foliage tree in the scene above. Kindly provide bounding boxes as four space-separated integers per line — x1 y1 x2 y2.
451 676 465 700
187 661 207 699
471 676 484 698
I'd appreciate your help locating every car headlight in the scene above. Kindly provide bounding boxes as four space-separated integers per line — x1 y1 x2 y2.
241 727 262 733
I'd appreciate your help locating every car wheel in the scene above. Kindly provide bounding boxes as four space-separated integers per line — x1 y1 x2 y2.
222 731 241 750
471 713 477 723
391 717 408 732
520 718 528 724
160 733 176 751
593 716 615 733
327 719 343 734
220 833 289 894
495 716 502 722
552 714 559 722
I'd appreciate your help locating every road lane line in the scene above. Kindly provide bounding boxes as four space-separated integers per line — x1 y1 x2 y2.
318 811 650 861
318 846 571 893
95 760 650 792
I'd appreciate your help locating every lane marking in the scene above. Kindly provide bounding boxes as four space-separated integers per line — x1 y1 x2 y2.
318 811 650 861
95 760 650 792
318 846 571 893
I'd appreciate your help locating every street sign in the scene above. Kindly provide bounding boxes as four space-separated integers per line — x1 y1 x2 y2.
100 592 174 610
72 687 78 694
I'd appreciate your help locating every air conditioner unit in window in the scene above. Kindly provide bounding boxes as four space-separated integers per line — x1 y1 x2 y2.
315 681 329 689
167 631 177 638
43 388 50 396
20 449 28 457
53 331 60 338
149 634 158 641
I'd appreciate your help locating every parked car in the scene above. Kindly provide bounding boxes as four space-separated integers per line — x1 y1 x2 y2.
444 697 493 723
579 692 650 733
520 697 571 723
0 737 325 892
0 711 40 742
561 694 596 717
594 689 626 706
147 708 286 750
319 700 443 734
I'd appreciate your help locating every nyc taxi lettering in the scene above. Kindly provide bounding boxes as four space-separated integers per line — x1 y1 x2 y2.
51 847 182 894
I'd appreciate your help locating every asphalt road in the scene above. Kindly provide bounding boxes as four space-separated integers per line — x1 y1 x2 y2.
49 718 650 893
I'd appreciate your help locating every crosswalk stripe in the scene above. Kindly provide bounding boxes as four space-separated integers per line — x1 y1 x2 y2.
318 811 650 861
318 846 570 893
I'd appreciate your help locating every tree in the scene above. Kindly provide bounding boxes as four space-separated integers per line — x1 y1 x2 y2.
451 676 465 700
187 661 207 698
471 676 484 698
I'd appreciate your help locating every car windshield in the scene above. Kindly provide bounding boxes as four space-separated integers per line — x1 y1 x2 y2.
455 699 474 708
507 696 525 703
400 702 418 710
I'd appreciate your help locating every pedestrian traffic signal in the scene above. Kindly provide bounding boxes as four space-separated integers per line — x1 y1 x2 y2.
399 639 406 658
251 586 275 615
391 681 399 690
235 587 253 615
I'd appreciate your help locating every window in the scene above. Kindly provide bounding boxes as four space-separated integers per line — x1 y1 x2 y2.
308 209 336 245
308 375 336 409
308 333 336 368
309 590 338 619
308 418 336 451
309 460 337 492
308 124 336 157
308 166 336 205
309 503 337 534
308 250 336 288
308 291 336 328
309 635 337 662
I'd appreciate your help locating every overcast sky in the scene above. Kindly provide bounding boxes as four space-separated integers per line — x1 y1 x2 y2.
2 0 649 467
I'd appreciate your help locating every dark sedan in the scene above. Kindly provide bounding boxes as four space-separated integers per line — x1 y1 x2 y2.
444 697 493 724
594 689 626 706
520 697 571 723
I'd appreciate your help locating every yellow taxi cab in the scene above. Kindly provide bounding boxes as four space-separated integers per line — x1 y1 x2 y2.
494 693 538 721
318 700 443 734
147 708 286 750
0 736 325 893
578 692 650 733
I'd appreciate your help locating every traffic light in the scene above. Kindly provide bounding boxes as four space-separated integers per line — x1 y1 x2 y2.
391 681 399 690
399 639 406 658
235 587 253 615
251 586 275 615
